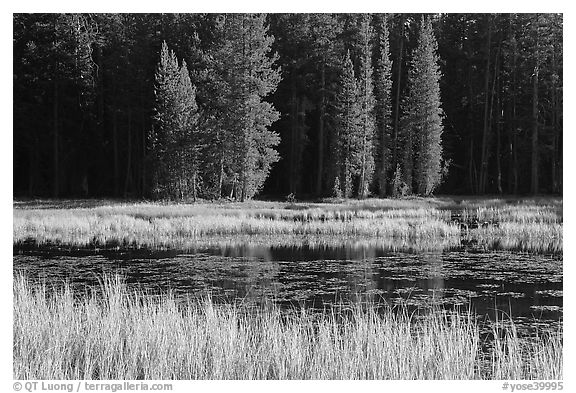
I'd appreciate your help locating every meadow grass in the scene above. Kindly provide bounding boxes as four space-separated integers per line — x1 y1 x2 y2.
461 205 562 224
463 222 563 254
13 213 459 248
14 273 562 380
13 197 562 253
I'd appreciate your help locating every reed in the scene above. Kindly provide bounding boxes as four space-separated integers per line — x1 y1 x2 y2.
14 273 562 380
464 222 563 254
13 198 562 253
13 208 459 248
462 205 562 224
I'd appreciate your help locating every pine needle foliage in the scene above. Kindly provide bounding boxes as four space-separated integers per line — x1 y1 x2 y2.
334 51 362 198
400 17 444 196
374 14 394 196
209 14 281 201
357 14 377 199
150 41 201 200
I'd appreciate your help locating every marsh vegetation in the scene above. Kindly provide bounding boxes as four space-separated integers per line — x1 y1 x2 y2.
13 197 562 253
13 274 562 380
13 10 563 383
13 197 563 380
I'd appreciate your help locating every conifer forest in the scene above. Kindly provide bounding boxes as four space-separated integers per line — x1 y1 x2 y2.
13 13 564 382
13 13 563 200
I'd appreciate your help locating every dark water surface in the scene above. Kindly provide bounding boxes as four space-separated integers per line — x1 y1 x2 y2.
14 244 562 332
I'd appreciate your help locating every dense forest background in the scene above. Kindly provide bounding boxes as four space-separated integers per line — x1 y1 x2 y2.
13 13 563 200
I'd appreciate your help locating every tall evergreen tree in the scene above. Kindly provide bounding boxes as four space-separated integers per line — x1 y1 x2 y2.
12 13 563 199
334 51 362 198
524 13 559 195
400 17 445 196
309 13 342 196
174 60 201 201
150 41 179 198
209 14 281 201
357 14 377 198
374 14 393 196
269 14 314 196
150 41 200 199
13 14 98 197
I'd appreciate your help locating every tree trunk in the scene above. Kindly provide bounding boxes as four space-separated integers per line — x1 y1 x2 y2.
28 136 39 196
551 48 559 193
487 44 499 193
531 63 539 195
241 170 247 202
295 97 303 196
479 16 492 193
316 63 325 196
512 117 518 194
512 46 519 195
531 16 540 195
139 78 146 197
551 96 557 193
468 139 476 194
344 156 351 199
290 76 297 194
359 108 367 199
124 110 132 197
53 81 59 198
192 171 197 202
359 54 369 199
142 122 146 197
507 15 519 195
96 45 104 137
495 66 502 195
379 134 387 197
113 111 119 195
467 64 476 194
393 18 404 170
218 150 224 199
359 145 366 198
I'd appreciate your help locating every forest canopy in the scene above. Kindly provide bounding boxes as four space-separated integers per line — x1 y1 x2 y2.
13 13 562 199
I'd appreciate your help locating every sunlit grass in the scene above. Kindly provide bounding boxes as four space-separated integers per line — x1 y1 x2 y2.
13 197 562 253
13 203 459 250
465 222 563 254
13 273 562 380
462 205 562 224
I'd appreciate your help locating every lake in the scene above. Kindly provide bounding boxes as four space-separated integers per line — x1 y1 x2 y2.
13 243 562 334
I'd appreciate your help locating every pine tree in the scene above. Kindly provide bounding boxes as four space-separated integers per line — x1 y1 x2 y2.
334 50 362 198
357 14 377 199
151 41 200 200
269 14 313 196
525 13 558 195
400 17 444 196
309 13 343 196
150 41 178 198
374 14 393 196
210 14 281 201
12 14 563 199
174 60 201 201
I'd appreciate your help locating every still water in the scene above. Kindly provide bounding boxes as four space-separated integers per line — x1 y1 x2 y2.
13 244 562 331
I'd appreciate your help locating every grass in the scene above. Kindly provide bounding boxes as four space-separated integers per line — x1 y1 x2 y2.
13 197 562 253
464 222 563 253
14 273 562 380
13 211 458 248
466 206 561 224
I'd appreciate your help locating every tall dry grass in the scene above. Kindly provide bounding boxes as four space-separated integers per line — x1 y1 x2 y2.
465 222 563 253
14 274 562 380
13 205 460 250
13 198 562 253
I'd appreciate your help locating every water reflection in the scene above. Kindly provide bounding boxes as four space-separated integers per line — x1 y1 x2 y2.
14 244 562 326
